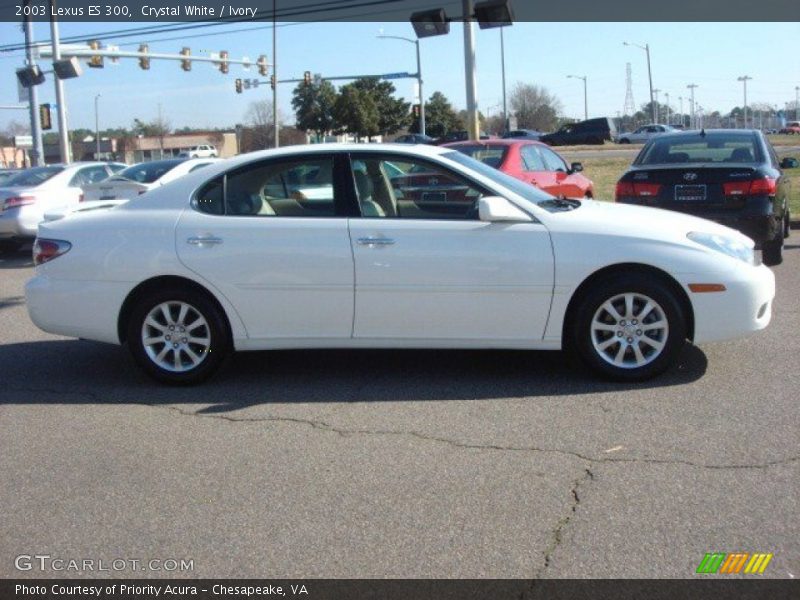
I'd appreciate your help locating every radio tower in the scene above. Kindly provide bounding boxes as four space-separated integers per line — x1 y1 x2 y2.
623 62 636 117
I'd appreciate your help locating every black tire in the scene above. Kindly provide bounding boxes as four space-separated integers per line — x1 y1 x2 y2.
570 274 687 382
784 212 791 239
762 234 783 266
619 138 631 144
0 240 23 255
127 287 230 385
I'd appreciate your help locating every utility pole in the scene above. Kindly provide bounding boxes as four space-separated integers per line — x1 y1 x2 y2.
463 0 479 140
49 0 71 163
678 96 683 126
624 42 656 125
664 92 670 125
795 85 799 120
737 75 752 128
94 94 100 159
687 84 698 129
377 34 425 137
272 0 279 148
23 3 44 166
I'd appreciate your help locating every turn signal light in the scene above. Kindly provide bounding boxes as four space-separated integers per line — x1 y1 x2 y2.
33 238 72 266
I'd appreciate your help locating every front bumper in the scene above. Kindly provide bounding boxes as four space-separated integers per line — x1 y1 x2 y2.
689 263 775 344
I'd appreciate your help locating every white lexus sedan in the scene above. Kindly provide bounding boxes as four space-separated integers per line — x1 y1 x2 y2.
25 144 775 384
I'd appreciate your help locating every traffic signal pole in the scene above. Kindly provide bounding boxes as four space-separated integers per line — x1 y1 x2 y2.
49 0 71 163
23 3 44 166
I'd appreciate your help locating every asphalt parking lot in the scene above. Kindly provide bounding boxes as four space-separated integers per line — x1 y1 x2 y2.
0 244 798 579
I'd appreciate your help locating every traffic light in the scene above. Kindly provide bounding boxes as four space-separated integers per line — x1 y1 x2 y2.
412 104 421 118
219 50 229 74
138 44 150 70
303 71 312 85
270 75 276 90
235 78 243 94
257 55 268 76
87 40 103 68
39 103 52 130
180 47 191 71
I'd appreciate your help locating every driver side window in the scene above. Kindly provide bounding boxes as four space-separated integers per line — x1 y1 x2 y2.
351 155 487 220
539 147 568 172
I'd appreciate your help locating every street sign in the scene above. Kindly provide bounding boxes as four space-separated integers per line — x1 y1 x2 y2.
14 135 33 148
381 72 412 80
17 79 30 103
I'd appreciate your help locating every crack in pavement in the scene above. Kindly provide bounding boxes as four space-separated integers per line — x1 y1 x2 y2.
531 468 595 582
149 402 800 472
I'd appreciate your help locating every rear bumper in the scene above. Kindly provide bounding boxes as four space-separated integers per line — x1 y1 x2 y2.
0 206 40 239
689 263 775 344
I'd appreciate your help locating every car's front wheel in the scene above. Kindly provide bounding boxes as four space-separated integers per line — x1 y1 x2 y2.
127 288 230 384
571 275 687 381
762 234 783 266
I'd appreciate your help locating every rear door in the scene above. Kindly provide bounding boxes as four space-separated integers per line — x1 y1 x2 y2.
175 153 356 342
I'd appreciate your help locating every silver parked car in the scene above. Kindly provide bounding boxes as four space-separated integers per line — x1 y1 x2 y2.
0 161 125 253
616 124 676 144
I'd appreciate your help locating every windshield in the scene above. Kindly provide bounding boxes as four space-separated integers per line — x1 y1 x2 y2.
116 159 184 184
444 151 574 212
5 166 64 187
636 133 762 165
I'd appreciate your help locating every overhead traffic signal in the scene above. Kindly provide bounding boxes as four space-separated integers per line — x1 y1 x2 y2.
87 40 103 68
303 71 312 85
219 50 229 74
412 104 421 118
138 44 150 70
270 75 276 90
235 78 243 94
180 47 191 71
39 103 52 130
257 55 268 76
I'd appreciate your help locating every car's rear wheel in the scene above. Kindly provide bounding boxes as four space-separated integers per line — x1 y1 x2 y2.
571 275 687 381
762 234 783 266
619 138 630 144
784 212 791 239
127 288 230 384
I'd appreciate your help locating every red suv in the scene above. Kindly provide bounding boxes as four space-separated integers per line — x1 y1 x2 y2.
442 139 594 198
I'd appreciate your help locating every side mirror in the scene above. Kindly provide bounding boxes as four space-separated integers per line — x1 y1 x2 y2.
780 157 798 169
570 162 583 173
478 196 532 223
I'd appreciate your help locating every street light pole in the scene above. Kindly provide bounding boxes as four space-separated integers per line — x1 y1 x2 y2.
737 75 752 128
664 92 670 125
652 88 660 123
23 4 44 166
687 84 698 128
678 96 684 126
500 26 507 132
94 94 100 159
378 34 425 137
272 0 279 148
49 0 71 163
624 41 655 125
795 85 799 120
463 0 479 141
567 75 588 120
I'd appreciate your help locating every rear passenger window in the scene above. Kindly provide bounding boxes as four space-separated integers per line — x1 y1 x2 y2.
195 158 336 217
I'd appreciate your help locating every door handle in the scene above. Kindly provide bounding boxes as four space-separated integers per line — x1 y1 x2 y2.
357 237 395 246
187 236 223 246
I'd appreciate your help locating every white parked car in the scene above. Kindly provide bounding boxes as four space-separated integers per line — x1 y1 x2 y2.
26 144 774 384
178 145 217 158
0 161 125 253
616 124 676 144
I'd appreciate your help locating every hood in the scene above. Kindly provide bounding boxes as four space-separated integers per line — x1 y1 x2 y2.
547 199 754 246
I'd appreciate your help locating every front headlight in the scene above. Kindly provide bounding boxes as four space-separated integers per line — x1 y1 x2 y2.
687 231 755 265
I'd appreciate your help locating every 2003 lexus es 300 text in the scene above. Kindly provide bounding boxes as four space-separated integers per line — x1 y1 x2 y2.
25 144 775 384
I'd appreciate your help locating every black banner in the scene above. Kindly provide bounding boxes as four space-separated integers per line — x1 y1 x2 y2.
2 579 799 600
3 0 800 23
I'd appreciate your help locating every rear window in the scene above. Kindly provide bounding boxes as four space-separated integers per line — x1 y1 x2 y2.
636 133 761 165
5 165 64 186
117 160 184 183
451 145 507 169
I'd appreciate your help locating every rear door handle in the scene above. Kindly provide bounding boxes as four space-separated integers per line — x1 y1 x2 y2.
187 236 223 246
357 237 395 246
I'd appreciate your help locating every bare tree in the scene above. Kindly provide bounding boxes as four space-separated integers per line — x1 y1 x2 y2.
244 99 279 150
509 83 563 132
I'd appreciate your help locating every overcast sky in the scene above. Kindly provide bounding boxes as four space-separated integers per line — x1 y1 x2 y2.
1 20 798 132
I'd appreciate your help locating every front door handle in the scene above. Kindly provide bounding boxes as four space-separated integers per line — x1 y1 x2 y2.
357 237 395 247
187 236 223 246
